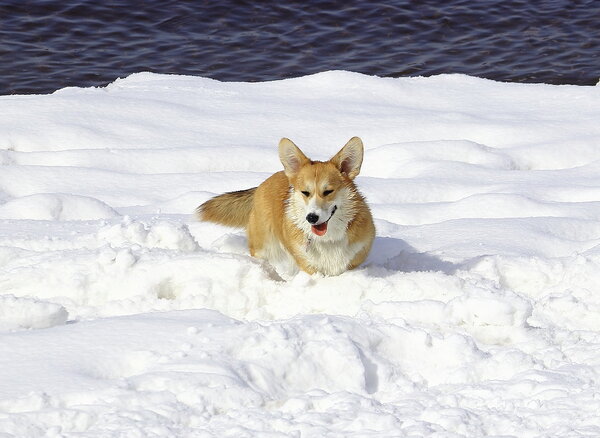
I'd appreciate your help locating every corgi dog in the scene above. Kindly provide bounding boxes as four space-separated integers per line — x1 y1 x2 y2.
197 137 375 276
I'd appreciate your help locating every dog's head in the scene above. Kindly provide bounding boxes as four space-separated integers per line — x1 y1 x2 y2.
279 137 364 236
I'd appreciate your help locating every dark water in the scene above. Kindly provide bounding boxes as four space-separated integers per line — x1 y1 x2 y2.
1 0 599 95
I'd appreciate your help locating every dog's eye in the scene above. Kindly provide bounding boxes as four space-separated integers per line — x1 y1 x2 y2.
301 191 310 197
323 190 334 196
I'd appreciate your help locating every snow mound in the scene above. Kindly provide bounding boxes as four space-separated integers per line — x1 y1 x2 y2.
0 193 118 221
97 217 199 251
0 295 68 330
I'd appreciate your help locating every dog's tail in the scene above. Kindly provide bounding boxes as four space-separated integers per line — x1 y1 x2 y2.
196 188 256 228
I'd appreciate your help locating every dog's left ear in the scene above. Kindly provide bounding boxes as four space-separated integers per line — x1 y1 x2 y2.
331 137 364 179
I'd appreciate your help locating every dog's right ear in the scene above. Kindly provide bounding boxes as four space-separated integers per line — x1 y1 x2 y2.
279 138 309 178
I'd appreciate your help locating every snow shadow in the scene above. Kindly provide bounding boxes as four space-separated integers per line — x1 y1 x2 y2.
367 236 460 275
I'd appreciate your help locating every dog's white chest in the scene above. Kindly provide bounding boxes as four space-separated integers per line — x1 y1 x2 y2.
303 237 363 276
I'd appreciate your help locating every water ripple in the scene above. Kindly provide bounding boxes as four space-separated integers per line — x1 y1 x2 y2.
1 0 599 94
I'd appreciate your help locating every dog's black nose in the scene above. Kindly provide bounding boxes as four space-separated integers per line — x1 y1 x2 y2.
306 213 319 224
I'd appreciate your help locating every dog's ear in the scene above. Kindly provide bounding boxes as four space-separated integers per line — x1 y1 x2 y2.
279 138 309 178
331 137 364 179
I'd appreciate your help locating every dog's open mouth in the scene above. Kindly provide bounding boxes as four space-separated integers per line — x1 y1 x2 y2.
310 206 337 237
311 222 328 236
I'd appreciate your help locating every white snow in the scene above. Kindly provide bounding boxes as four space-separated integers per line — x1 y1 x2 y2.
1 71 600 436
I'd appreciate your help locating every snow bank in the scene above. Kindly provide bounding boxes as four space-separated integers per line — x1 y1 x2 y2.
2 71 600 436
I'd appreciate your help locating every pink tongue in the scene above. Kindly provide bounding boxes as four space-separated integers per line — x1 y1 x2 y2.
311 222 328 236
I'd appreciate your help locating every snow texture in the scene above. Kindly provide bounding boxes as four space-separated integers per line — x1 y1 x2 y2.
1 71 600 437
